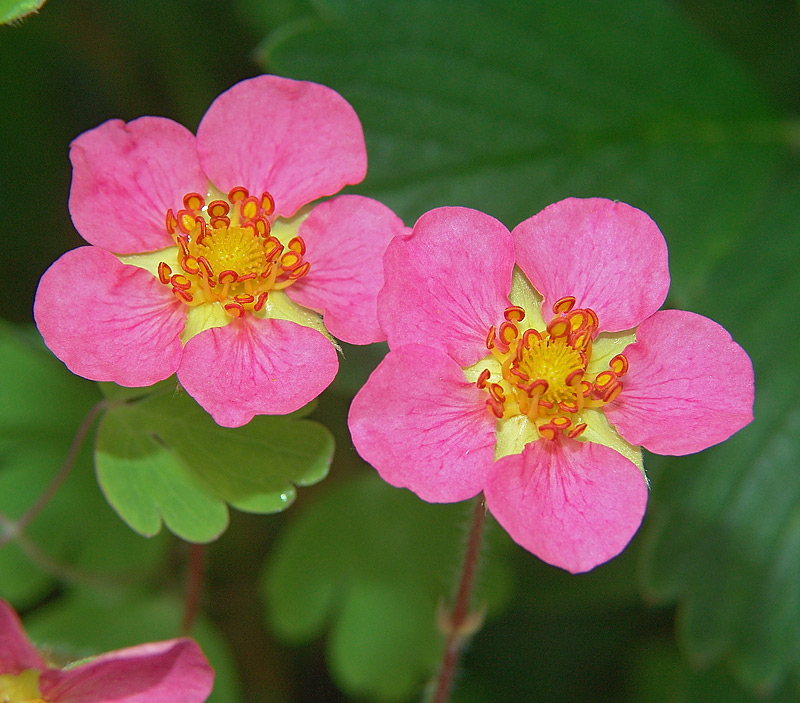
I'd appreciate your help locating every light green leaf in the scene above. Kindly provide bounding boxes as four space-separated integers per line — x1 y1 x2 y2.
261 472 513 702
0 324 167 608
0 0 45 25
261 0 781 301
95 390 334 542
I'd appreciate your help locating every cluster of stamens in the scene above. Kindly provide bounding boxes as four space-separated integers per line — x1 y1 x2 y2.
158 187 310 317
477 296 628 441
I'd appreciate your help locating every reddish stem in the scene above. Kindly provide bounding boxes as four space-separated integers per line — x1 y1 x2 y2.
431 494 487 703
182 543 207 636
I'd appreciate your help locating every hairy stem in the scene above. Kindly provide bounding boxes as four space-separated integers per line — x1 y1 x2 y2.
430 494 487 703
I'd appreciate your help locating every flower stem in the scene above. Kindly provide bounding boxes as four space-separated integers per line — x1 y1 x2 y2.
430 494 488 703
181 543 207 636
0 399 107 549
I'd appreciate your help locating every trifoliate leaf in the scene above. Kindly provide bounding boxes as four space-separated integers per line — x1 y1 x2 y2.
95 390 334 542
261 472 513 702
0 324 166 607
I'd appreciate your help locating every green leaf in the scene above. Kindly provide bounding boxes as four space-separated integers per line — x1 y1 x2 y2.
24 589 242 703
261 0 781 301
0 324 167 608
261 472 513 702
95 390 334 542
0 0 45 25
640 159 800 694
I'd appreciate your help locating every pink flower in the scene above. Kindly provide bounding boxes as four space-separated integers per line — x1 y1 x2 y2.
0 599 213 702
34 75 406 427
348 199 754 573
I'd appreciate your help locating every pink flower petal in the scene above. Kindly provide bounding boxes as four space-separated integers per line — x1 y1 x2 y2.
604 309 754 456
286 195 409 345
69 117 207 253
177 316 338 427
40 639 213 703
196 75 366 219
34 247 185 387
348 345 496 502
512 198 669 331
0 600 46 673
379 207 513 366
485 439 649 573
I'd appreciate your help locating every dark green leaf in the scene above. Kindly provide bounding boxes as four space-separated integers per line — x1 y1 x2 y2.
640 159 800 694
261 0 781 301
261 472 513 702
95 390 334 542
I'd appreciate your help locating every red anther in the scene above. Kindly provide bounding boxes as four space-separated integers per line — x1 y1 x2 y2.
559 400 579 414
218 270 238 284
175 237 190 259
553 296 576 314
538 399 554 410
237 273 257 282
183 192 204 211
157 261 172 285
173 288 193 304
568 423 587 439
228 186 248 202
254 292 268 311
530 379 549 394
181 256 199 275
210 216 231 229
522 328 540 348
603 382 623 403
170 274 191 290
510 367 530 383
488 383 505 403
610 354 629 376
254 216 271 237
197 256 214 278
569 330 590 351
538 425 557 441
504 305 525 323
567 310 587 332
486 325 496 350
288 236 306 255
551 416 571 429
499 321 518 345
565 368 584 387
261 191 275 215
165 208 177 234
287 262 310 280
586 308 599 328
208 200 230 218
263 237 283 261
547 317 570 338
580 380 593 396
260 264 274 279
193 217 207 242
240 196 260 220
234 294 255 304
224 302 245 317
177 210 197 235
476 368 491 389
487 398 504 419
594 371 616 390
281 252 302 270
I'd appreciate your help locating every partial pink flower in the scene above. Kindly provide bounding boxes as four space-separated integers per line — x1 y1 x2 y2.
0 599 213 702
349 199 754 573
35 75 407 427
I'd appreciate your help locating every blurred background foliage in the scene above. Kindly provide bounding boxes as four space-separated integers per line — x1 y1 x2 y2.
1 0 799 701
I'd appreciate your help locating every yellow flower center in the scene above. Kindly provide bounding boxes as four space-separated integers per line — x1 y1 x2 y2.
0 669 45 703
478 296 628 441
158 187 310 318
